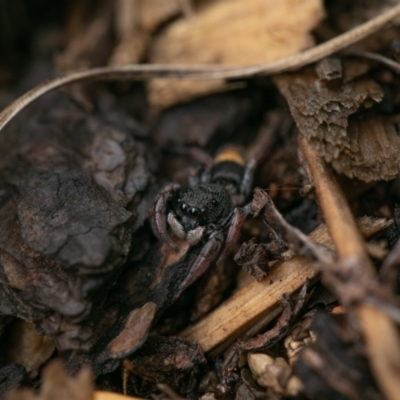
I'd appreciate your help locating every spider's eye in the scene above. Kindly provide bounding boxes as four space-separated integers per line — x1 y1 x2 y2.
189 207 198 216
211 199 218 205
177 198 181 203
180 203 187 211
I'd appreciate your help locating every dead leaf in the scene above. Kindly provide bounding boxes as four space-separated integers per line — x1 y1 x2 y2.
148 0 325 110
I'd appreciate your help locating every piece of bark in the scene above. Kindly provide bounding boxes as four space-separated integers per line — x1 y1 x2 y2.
274 66 385 172
148 0 325 110
180 217 390 354
276 66 400 182
64 233 222 375
0 92 154 350
331 113 400 182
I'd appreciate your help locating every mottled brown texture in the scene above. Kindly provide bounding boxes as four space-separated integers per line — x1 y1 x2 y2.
315 57 343 81
0 92 154 350
331 113 400 181
274 67 384 166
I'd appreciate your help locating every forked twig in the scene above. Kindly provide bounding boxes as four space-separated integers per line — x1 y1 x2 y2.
180 217 391 356
298 135 400 400
1 4 400 131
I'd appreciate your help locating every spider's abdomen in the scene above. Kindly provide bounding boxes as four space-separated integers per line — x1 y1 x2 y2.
211 145 246 193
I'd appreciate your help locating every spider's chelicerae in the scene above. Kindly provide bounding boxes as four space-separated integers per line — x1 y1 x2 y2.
150 145 257 269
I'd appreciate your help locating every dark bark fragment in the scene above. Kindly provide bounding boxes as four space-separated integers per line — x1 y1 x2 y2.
0 92 154 351
64 234 223 375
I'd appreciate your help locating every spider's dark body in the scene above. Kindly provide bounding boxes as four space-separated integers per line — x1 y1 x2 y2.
172 183 232 231
150 145 255 270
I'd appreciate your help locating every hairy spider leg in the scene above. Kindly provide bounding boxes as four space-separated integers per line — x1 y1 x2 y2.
216 207 247 267
180 230 225 289
150 183 181 251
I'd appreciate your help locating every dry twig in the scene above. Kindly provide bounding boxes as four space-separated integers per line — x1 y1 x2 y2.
298 136 400 400
1 3 400 131
180 216 391 355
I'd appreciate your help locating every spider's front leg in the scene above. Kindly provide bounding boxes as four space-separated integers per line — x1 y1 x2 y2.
216 205 252 266
149 183 181 251
180 230 224 289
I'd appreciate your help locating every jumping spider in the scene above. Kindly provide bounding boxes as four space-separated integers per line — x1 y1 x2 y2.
150 145 257 269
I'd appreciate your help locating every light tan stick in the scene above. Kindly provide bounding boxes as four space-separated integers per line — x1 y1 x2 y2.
298 136 400 400
95 391 145 400
180 217 390 355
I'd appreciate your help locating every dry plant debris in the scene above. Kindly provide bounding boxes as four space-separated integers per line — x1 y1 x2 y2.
181 215 390 354
109 0 185 67
5 360 93 400
274 64 400 182
2 1 400 399
148 0 325 109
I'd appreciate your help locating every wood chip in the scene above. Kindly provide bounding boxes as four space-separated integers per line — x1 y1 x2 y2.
148 0 325 110
274 66 400 181
332 113 400 182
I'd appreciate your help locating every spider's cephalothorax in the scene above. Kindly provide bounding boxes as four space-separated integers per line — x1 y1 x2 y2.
172 183 232 232
150 145 255 267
